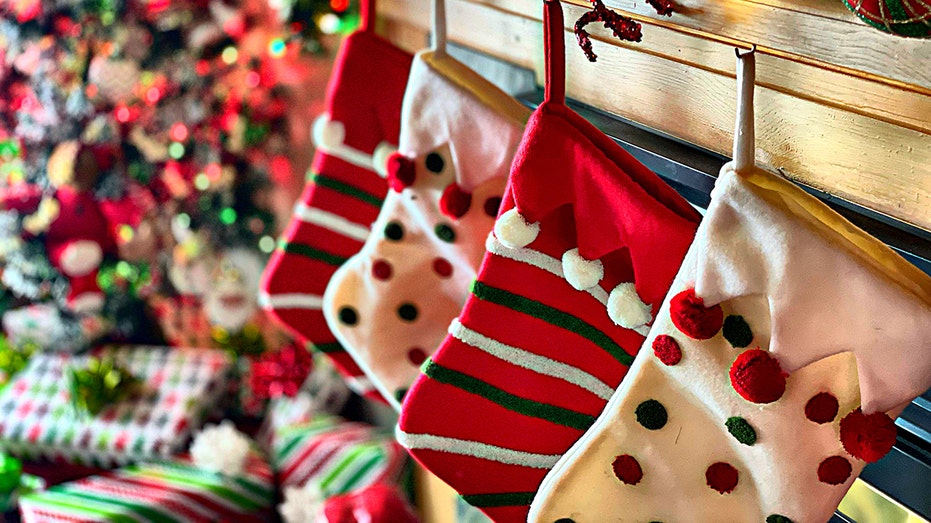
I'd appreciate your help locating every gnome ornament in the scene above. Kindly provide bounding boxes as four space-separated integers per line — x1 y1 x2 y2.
322 0 531 410
397 2 700 520
204 247 265 333
259 0 412 403
527 48 931 523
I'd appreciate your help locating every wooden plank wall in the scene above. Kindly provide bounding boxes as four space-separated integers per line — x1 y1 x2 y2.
375 0 931 232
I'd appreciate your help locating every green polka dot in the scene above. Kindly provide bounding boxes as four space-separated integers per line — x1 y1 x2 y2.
766 515 794 523
722 315 753 348
726 416 757 446
435 223 456 243
635 399 667 430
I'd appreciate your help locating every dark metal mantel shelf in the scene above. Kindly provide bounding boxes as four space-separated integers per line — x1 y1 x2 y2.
517 89 931 523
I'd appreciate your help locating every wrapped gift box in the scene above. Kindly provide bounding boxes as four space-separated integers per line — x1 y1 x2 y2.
0 346 231 467
19 451 274 522
272 415 408 495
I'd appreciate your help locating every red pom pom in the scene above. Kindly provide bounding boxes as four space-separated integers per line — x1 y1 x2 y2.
818 456 852 485
805 392 839 424
439 183 472 219
839 408 897 463
372 259 393 281
611 454 643 485
705 462 739 494
652 334 682 366
729 349 787 404
670 289 723 340
386 153 415 192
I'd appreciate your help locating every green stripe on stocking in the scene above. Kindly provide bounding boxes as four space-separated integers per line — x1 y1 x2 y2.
313 342 345 354
279 241 348 267
471 281 634 366
310 173 384 208
462 492 537 508
421 360 595 430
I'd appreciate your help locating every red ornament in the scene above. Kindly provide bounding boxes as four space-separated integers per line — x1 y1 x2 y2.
729 349 786 404
386 153 416 192
705 462 739 494
839 408 897 463
843 0 931 38
439 183 472 219
611 454 643 485
652 334 682 365
670 288 723 340
805 392 840 424
818 456 852 485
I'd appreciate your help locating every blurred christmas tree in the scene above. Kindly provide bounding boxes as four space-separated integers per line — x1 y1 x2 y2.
0 0 357 355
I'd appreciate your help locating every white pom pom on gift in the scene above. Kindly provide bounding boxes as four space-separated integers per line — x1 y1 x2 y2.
607 282 652 330
278 483 326 523
561 248 604 291
372 142 397 178
311 114 345 151
190 420 251 476
494 208 540 249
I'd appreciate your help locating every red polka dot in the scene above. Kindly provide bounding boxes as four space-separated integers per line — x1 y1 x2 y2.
432 258 453 278
483 197 503 218
386 153 415 191
439 183 472 219
372 260 393 280
611 454 643 485
839 408 897 463
705 462 739 494
729 349 786 404
818 456 852 485
669 289 723 340
407 348 428 366
652 335 682 366
805 392 839 424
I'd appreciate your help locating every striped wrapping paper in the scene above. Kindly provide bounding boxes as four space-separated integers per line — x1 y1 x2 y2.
272 415 407 495
19 451 274 522
0 346 231 467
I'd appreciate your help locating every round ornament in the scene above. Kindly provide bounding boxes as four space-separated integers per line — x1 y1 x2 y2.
843 0 931 38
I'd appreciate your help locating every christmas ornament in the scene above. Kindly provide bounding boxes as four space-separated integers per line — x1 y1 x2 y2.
204 247 264 333
527 47 931 523
322 0 530 410
843 0 931 37
397 2 700 519
248 342 314 400
259 0 412 403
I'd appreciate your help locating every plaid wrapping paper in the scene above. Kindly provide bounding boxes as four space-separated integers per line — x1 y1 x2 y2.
18 451 274 522
0 346 231 467
272 415 407 495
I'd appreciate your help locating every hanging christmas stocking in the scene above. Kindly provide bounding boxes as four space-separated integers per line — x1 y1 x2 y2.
397 2 701 521
259 0 412 402
321 0 531 411
528 48 931 523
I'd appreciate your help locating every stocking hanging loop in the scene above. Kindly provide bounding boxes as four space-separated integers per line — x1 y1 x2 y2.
544 0 567 105
733 45 756 172
360 0 377 33
433 0 448 57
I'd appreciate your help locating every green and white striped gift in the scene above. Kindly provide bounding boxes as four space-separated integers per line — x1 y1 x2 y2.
19 451 274 522
0 346 231 467
272 415 407 495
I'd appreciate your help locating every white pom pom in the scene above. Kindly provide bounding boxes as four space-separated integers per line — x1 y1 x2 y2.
59 241 103 277
190 420 251 476
372 141 397 178
607 282 652 330
561 248 604 291
312 114 345 151
494 209 540 249
279 484 326 523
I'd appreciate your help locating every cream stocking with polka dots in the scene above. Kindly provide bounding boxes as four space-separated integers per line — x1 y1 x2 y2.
322 2 530 410
528 49 931 523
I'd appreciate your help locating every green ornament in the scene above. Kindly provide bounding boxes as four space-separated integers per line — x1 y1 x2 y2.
68 356 141 416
